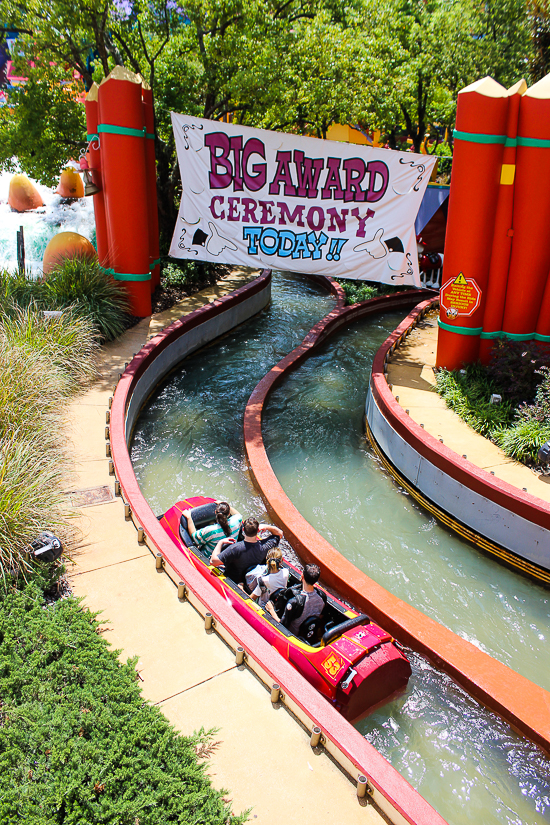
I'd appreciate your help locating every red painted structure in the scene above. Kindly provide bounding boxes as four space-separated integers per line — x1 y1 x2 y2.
108 271 447 825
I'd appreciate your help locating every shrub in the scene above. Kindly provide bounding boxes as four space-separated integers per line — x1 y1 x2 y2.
42 257 130 342
161 260 217 290
493 367 550 462
335 279 408 306
435 364 514 437
0 583 245 824
485 339 550 406
0 258 130 343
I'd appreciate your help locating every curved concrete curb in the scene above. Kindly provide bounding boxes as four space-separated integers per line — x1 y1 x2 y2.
109 272 446 825
367 305 550 581
243 293 550 754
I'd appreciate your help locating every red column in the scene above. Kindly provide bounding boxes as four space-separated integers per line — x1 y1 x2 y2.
436 77 509 370
97 66 152 317
85 83 110 268
142 83 161 292
478 79 527 363
502 74 550 338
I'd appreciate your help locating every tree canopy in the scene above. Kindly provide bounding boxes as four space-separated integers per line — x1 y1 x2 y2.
0 0 535 244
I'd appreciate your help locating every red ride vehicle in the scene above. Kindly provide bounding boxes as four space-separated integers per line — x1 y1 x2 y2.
160 496 411 720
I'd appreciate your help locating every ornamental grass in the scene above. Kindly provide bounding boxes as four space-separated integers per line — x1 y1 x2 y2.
0 305 97 582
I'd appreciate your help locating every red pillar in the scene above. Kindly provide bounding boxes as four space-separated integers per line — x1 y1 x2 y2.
502 74 550 338
436 77 509 370
142 82 161 292
97 66 152 317
478 79 527 363
84 83 110 268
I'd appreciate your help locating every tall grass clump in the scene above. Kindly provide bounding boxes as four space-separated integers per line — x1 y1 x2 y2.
0 257 130 342
0 306 97 582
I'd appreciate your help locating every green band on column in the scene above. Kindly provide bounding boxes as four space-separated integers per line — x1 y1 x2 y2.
149 258 161 269
516 136 550 148
98 124 147 138
100 265 151 282
453 129 506 145
480 329 550 342
438 319 483 335
86 133 99 143
146 132 155 140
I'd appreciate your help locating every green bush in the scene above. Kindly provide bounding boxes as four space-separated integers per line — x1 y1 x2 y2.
161 260 217 291
0 258 130 343
335 279 407 306
435 364 514 437
493 367 550 463
0 583 244 825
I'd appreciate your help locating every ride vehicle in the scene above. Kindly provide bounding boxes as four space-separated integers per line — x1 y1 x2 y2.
159 496 411 720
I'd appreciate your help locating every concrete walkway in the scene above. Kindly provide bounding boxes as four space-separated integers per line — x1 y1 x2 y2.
66 269 383 825
387 308 550 503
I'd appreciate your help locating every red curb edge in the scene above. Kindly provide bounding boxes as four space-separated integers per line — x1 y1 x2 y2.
243 293 550 755
109 273 447 825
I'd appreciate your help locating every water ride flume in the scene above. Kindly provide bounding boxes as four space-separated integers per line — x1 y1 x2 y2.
160 496 411 721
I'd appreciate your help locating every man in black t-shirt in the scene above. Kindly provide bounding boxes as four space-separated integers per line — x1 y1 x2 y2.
210 517 283 586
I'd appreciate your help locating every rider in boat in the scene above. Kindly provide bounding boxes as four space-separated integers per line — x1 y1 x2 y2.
210 516 283 588
183 501 242 555
250 548 290 607
266 564 326 640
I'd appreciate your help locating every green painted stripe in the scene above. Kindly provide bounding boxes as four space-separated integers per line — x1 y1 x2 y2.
87 133 99 142
100 265 151 282
517 136 550 148
480 329 550 341
453 129 506 144
98 124 147 138
149 258 161 269
438 319 483 335
146 132 155 140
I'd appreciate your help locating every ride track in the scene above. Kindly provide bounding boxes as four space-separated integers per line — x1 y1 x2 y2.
109 268 550 825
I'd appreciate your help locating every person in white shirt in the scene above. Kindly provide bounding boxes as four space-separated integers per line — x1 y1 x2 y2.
251 548 289 607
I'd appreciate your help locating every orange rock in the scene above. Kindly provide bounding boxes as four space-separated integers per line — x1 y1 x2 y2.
56 167 84 199
43 232 97 275
8 174 44 212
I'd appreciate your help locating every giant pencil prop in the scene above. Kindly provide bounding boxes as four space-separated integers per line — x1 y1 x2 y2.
85 83 110 269
502 75 550 342
97 67 152 317
478 80 527 363
436 78 509 370
142 82 160 292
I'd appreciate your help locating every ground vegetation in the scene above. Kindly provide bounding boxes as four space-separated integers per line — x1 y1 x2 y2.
435 341 550 465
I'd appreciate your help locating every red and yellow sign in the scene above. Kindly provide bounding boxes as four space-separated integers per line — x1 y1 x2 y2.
440 272 482 319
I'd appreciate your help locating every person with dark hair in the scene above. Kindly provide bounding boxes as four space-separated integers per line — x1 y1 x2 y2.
183 500 242 556
266 564 326 639
210 517 283 587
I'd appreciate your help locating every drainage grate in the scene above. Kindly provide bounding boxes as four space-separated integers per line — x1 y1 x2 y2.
67 485 115 507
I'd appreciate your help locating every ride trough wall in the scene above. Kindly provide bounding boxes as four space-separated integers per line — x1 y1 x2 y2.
109 271 447 825
242 287 550 756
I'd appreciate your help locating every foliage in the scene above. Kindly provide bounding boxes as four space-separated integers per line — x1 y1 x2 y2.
485 338 550 405
0 258 130 342
162 259 215 289
493 366 550 461
0 582 244 824
336 278 409 305
0 305 97 578
435 364 515 436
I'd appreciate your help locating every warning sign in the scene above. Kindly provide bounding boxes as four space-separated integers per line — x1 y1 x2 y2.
440 272 481 319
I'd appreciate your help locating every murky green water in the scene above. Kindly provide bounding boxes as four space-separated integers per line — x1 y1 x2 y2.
131 271 550 825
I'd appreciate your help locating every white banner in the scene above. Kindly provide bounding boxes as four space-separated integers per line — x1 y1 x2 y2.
170 113 436 285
